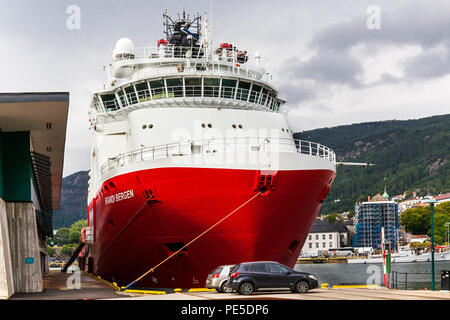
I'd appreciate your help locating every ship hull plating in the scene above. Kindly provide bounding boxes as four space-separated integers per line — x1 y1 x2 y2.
85 167 335 289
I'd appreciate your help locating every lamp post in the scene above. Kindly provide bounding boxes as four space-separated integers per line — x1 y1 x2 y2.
426 199 436 291
445 222 450 250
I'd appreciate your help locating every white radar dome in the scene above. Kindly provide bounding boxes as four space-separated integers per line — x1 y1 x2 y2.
113 38 135 59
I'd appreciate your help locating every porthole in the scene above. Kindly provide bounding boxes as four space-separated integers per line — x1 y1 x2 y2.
232 124 237 129
238 124 243 129
142 125 147 129
201 123 206 128
208 123 212 128
281 128 285 132
148 124 154 129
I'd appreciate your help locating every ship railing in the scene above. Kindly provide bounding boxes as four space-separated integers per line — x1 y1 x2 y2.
95 85 282 113
112 44 264 69
100 138 336 174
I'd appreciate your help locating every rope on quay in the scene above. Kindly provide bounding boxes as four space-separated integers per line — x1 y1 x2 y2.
121 191 263 292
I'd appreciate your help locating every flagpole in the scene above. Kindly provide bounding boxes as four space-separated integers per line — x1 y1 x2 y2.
381 227 388 288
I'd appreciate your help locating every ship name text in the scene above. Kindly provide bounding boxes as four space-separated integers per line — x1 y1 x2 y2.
105 189 134 205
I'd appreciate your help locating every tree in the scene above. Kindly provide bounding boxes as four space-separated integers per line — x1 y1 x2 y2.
47 246 55 256
325 213 344 224
48 219 88 247
68 219 88 244
60 244 74 257
401 208 427 235
52 228 71 246
401 202 450 244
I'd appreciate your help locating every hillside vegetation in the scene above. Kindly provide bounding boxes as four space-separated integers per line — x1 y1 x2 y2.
294 114 450 214
53 171 89 229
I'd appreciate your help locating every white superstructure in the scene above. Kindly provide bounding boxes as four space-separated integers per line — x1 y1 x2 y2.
87 15 336 205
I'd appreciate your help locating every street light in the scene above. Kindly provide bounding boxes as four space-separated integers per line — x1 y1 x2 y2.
445 222 450 250
426 199 436 291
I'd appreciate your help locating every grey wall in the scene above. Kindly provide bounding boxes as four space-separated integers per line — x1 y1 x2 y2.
6 202 43 293
0 198 14 299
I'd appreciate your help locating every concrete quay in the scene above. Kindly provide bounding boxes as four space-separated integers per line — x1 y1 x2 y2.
8 271 450 300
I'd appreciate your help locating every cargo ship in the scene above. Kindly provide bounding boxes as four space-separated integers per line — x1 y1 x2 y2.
79 11 336 289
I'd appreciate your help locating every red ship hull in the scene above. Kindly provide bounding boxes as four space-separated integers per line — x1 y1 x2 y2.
84 167 335 289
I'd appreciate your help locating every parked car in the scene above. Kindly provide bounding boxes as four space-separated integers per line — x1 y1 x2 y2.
228 261 318 295
205 265 235 293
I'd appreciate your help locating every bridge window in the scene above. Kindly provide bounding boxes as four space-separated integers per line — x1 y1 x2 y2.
101 94 119 111
260 87 269 105
204 78 220 97
166 78 183 98
249 84 262 103
221 79 237 99
185 78 202 97
117 90 127 107
237 81 251 101
135 82 150 102
97 78 282 113
125 85 138 105
149 80 166 100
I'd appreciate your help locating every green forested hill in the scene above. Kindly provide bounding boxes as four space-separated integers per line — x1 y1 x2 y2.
294 114 450 214
53 171 89 229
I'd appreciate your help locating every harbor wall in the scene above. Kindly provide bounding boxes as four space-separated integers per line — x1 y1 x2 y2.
6 202 43 293
0 198 14 299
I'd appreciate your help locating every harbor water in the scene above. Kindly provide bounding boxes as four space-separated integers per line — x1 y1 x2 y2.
295 261 450 290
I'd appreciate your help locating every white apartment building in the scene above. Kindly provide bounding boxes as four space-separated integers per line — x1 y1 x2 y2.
301 219 348 253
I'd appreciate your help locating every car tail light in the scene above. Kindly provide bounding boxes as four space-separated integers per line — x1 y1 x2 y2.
231 272 239 278
212 273 220 278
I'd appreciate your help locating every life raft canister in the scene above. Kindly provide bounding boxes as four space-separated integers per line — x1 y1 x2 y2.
157 38 168 46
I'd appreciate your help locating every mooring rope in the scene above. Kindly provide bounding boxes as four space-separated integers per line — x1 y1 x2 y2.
122 191 262 291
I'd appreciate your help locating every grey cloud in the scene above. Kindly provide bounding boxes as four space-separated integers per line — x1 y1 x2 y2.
284 50 363 87
403 45 450 79
312 5 450 52
278 82 317 106
279 0 450 101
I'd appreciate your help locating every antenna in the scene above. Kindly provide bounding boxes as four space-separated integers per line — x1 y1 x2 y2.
210 0 213 42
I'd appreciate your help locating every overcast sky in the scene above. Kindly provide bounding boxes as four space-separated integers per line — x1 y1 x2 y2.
0 0 449 176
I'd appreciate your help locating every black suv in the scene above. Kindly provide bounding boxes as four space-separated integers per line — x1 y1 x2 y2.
228 261 318 295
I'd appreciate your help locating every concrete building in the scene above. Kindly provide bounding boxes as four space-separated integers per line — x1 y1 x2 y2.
0 93 69 299
301 219 349 254
353 193 399 250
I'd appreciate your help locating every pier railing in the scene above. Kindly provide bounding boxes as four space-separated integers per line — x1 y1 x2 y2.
100 138 336 175
391 271 447 290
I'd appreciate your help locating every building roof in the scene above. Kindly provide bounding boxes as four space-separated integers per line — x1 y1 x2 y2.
371 193 387 202
332 220 348 233
0 92 69 210
435 193 450 201
310 219 348 234
410 235 429 239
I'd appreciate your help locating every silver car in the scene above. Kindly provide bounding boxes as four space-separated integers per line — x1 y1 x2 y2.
205 265 235 293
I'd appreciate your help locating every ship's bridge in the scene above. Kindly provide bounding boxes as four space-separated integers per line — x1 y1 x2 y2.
90 42 285 125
